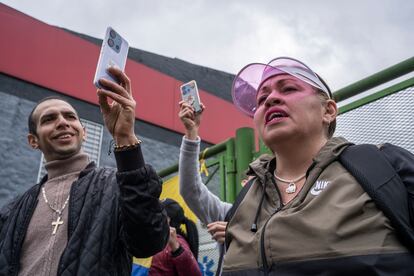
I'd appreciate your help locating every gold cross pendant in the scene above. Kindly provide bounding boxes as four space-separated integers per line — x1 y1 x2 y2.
51 216 63 235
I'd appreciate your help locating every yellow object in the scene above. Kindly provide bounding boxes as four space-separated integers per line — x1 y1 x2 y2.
132 175 198 268
199 148 209 176
160 175 198 223
132 256 152 268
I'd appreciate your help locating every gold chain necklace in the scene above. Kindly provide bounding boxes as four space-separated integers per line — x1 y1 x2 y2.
41 187 70 235
274 172 306 194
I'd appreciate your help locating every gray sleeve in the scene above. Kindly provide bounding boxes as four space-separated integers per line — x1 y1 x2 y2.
179 136 232 224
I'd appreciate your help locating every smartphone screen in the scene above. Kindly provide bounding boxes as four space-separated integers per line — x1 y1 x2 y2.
180 80 202 113
93 27 129 88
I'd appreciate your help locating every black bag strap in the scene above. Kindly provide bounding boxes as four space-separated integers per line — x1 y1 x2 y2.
339 144 414 252
215 177 256 276
224 177 256 222
214 244 225 276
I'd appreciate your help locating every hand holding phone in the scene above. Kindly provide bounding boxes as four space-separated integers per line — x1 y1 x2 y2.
180 80 202 113
93 27 129 88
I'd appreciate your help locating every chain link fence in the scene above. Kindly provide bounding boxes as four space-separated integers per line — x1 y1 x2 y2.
336 86 413 152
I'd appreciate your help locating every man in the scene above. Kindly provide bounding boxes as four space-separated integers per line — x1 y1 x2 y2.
0 67 169 275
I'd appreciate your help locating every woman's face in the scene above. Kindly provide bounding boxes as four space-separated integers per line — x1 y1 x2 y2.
253 74 332 149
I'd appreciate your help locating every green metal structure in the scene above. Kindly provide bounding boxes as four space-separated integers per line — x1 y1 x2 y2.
158 56 414 203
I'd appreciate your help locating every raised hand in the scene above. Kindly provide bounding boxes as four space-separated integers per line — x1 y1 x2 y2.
97 67 139 146
168 227 180 252
178 100 205 140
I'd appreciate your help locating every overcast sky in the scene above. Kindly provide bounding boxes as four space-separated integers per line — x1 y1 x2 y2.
3 0 414 91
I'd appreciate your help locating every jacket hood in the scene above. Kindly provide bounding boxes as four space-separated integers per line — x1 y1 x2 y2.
247 137 352 183
313 136 353 169
246 153 274 183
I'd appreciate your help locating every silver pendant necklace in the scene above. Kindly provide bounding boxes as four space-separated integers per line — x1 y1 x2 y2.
42 187 70 235
274 172 306 194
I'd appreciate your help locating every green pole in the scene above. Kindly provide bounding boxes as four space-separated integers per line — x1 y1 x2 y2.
225 139 237 203
334 56 414 102
339 76 414 115
219 155 226 201
158 139 228 178
235 127 255 194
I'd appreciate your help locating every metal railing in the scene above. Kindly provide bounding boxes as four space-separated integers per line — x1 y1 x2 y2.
158 56 414 203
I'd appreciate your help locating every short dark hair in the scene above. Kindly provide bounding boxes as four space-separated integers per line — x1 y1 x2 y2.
28 96 76 135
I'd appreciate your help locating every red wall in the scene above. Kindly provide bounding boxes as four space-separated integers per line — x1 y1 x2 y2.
0 4 253 144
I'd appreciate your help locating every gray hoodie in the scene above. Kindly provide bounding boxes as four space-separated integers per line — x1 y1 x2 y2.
179 136 232 224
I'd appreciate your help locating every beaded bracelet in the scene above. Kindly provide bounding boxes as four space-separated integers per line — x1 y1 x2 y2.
114 140 142 151
108 139 142 155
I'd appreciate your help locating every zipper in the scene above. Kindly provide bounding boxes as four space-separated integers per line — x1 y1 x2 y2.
260 172 284 275
57 177 80 275
56 163 96 275
260 205 282 275
258 162 319 275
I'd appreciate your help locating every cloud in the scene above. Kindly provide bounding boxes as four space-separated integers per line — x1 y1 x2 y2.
2 0 413 91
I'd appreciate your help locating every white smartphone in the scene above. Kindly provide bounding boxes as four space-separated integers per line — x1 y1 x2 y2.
180 80 202 113
93 27 129 88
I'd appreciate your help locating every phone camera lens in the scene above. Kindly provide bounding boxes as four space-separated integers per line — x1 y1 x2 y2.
109 30 116 38
116 45 120 50
108 38 114 47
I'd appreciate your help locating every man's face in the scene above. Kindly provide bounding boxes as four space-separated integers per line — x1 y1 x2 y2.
28 99 85 162
253 74 328 149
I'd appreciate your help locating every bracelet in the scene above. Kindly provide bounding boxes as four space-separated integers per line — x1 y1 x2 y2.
108 139 142 155
114 139 142 151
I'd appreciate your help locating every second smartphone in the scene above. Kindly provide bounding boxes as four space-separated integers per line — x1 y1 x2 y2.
180 80 202 113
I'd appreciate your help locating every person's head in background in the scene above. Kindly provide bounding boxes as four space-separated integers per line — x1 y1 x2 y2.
161 198 199 259
27 96 86 162
232 57 337 153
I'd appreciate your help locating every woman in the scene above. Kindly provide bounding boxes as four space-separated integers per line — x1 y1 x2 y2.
149 198 201 276
178 99 232 228
221 57 414 275
178 100 234 275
